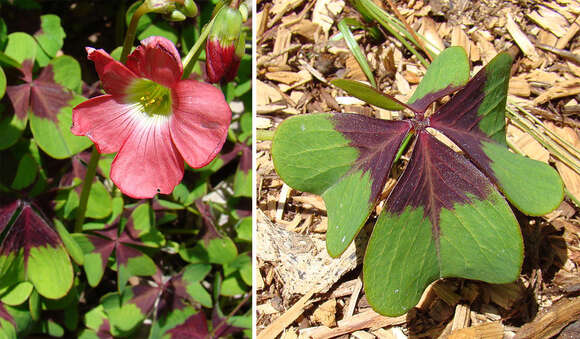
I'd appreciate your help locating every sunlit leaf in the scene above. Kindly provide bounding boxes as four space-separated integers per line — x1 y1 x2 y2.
272 48 563 316
0 201 73 299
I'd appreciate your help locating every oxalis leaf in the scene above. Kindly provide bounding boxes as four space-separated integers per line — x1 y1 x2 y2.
72 202 157 290
271 47 564 316
0 200 73 300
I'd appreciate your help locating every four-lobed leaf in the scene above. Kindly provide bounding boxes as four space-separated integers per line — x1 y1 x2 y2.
72 204 158 289
272 47 564 316
0 200 73 300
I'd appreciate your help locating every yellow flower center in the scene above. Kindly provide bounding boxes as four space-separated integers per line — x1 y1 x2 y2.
127 79 172 117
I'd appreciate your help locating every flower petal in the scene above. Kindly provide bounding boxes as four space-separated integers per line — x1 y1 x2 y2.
169 80 232 168
110 117 184 198
126 36 183 88
86 47 137 98
71 95 140 154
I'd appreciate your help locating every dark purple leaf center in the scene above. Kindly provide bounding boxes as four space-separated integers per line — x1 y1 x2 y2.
5 60 72 122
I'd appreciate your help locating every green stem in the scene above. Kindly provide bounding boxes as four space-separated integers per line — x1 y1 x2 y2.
74 4 151 233
208 291 251 339
186 206 201 216
120 3 149 63
394 132 414 163
74 147 100 233
182 16 216 79
565 188 580 207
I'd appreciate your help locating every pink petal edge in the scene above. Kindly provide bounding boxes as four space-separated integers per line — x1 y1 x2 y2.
72 95 141 154
110 118 184 199
125 36 183 88
169 80 232 168
86 47 137 98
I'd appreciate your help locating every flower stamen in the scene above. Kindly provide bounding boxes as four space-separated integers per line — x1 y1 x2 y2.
128 79 172 117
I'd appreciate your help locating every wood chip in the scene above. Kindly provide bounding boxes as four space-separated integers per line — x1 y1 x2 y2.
280 328 299 339
343 277 363 320
266 71 305 85
432 281 461 307
256 265 265 290
506 12 538 58
290 19 321 41
515 297 580 339
419 17 445 53
346 54 367 81
509 76 531 98
301 309 407 339
258 287 317 339
270 0 305 19
528 5 569 38
557 15 580 49
371 327 405 339
534 78 580 105
256 116 273 129
257 80 283 105
449 321 504 339
473 31 497 63
451 304 471 332
507 125 550 163
311 299 337 327
545 122 580 201
312 0 345 33
292 193 326 211
451 26 470 59
488 283 524 310
352 330 376 339
272 27 292 65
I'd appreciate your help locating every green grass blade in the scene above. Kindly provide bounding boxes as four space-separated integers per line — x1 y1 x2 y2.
337 19 376 88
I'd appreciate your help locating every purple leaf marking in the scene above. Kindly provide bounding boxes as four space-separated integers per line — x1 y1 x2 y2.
386 131 491 239
211 307 243 338
166 312 209 339
331 113 411 202
0 303 15 327
1 203 62 262
408 83 464 114
5 60 72 122
130 284 161 316
0 200 20 232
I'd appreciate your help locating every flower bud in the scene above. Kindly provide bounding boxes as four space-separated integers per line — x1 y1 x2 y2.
205 7 243 83
145 0 197 20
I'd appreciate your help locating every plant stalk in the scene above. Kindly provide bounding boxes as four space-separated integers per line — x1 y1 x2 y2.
208 291 251 339
384 0 433 62
182 16 216 79
74 147 100 233
120 2 149 63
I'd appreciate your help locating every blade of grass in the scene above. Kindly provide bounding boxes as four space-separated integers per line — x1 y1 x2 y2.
337 19 376 88
351 0 429 67
384 0 433 62
506 102 580 175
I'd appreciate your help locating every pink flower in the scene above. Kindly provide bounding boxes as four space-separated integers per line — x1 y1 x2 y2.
72 36 232 198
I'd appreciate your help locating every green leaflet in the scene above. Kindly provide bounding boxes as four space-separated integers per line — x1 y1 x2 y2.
364 192 522 316
483 141 564 215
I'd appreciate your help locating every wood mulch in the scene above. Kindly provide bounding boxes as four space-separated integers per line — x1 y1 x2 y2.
255 0 580 338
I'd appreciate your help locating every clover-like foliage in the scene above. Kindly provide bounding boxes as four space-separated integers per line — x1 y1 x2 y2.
0 200 73 300
271 47 564 315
